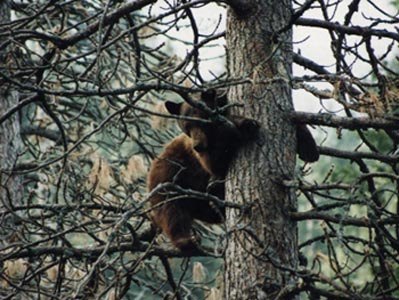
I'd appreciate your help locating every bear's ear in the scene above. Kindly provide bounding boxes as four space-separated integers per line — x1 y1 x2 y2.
201 90 228 109
165 101 182 115
201 90 217 103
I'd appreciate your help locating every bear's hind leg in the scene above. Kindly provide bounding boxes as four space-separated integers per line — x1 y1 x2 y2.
154 203 198 252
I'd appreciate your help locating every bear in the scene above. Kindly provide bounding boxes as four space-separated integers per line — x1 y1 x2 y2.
147 90 319 252
147 90 260 252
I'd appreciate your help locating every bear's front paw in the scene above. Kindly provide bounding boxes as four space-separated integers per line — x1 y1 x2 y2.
174 234 201 253
239 119 260 140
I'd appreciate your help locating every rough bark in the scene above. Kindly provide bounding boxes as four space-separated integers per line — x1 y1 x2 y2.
0 0 23 245
224 1 297 299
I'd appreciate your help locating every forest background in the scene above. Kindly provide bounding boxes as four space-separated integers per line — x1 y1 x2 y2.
0 0 399 299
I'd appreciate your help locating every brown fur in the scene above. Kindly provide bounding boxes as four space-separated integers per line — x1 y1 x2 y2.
147 134 223 250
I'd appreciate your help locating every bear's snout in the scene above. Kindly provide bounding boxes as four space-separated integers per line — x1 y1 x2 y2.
190 127 208 153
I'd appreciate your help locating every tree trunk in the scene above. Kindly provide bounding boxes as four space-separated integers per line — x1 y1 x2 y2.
224 1 298 299
0 0 23 245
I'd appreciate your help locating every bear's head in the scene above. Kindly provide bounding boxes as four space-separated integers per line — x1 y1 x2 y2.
164 91 232 154
164 91 259 176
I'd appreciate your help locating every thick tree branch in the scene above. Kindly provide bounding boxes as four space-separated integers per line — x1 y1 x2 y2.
21 125 72 143
319 146 399 164
0 241 211 261
296 17 399 42
291 111 399 130
293 53 330 75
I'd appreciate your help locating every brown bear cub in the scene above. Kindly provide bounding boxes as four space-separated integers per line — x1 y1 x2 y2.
147 91 259 252
147 91 319 252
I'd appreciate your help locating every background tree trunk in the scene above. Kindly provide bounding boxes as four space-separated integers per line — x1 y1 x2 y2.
224 1 298 298
0 0 23 245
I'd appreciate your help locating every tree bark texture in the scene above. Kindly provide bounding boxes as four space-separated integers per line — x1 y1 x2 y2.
0 0 24 245
224 1 297 299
